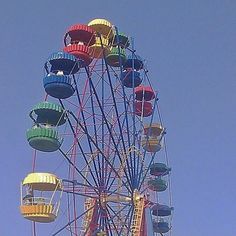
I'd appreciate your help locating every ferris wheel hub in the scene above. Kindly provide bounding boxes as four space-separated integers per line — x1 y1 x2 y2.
99 192 132 206
133 189 144 202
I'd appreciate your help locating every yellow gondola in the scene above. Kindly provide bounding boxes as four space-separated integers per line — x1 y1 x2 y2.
88 18 114 39
142 136 162 152
20 173 62 223
143 123 165 137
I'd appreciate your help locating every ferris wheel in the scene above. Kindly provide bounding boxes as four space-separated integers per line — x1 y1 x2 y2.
20 18 173 236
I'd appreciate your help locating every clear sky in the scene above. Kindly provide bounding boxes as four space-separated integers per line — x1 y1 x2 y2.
0 0 235 235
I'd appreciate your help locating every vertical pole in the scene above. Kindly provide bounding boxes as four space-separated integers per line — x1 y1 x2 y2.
32 222 36 236
145 207 154 236
131 37 137 188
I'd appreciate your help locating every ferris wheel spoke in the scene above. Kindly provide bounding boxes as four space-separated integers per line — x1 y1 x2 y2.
105 116 128 189
115 96 137 186
106 146 133 193
105 148 122 191
59 100 101 188
94 208 104 234
96 204 130 235
69 76 133 193
66 193 74 236
59 148 99 192
106 203 131 233
112 30 137 185
72 76 102 186
105 207 120 235
100 63 107 190
102 210 114 236
106 186 130 199
86 65 133 176
106 220 114 236
52 204 95 236
62 189 97 199
62 179 99 191
86 55 135 186
120 205 134 235
117 205 133 235
133 122 143 188
101 99 136 191
69 93 132 193
138 154 156 192
69 111 132 194
128 42 139 185
88 76 105 186
137 152 156 191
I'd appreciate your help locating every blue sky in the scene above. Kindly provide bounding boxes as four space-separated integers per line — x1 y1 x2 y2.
0 0 235 235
